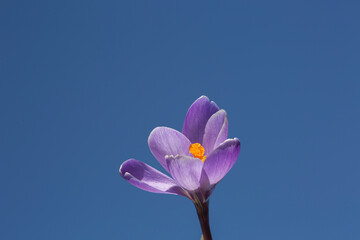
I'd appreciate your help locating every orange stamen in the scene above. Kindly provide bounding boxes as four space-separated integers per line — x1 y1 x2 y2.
189 143 207 162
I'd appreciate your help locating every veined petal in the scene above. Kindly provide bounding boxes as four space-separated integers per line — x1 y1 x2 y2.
120 159 185 196
148 127 192 172
182 96 219 144
166 155 204 191
202 109 229 154
202 138 241 185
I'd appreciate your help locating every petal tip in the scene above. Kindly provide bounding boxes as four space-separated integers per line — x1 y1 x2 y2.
119 164 123 175
193 95 212 105
231 138 241 149
234 137 241 146
198 95 209 100
219 109 227 115
119 159 132 177
148 126 163 143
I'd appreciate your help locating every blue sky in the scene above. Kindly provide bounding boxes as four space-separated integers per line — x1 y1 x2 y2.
1 1 359 239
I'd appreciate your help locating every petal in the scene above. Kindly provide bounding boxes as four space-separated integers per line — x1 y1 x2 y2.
202 109 229 154
166 155 204 191
148 127 192 172
120 159 185 196
182 96 219 144
202 138 241 185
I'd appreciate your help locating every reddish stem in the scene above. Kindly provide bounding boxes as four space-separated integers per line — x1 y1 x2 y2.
194 200 212 240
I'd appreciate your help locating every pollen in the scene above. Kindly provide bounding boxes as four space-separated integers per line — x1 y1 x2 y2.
189 143 207 162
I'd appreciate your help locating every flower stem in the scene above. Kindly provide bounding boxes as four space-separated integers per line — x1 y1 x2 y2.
194 200 212 240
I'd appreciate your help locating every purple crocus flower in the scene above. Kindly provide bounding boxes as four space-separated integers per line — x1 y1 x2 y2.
119 96 241 240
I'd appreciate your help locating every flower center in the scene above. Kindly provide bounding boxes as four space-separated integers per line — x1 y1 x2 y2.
189 143 207 162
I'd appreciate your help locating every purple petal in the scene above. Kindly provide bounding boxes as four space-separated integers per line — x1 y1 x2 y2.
148 127 192 172
120 159 185 196
182 96 219 144
202 109 229 154
202 138 241 185
166 155 204 191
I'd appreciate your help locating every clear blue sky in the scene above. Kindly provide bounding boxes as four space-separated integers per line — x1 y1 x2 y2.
1 1 359 239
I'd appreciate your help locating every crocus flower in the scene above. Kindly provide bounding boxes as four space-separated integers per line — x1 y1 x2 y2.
119 96 241 240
